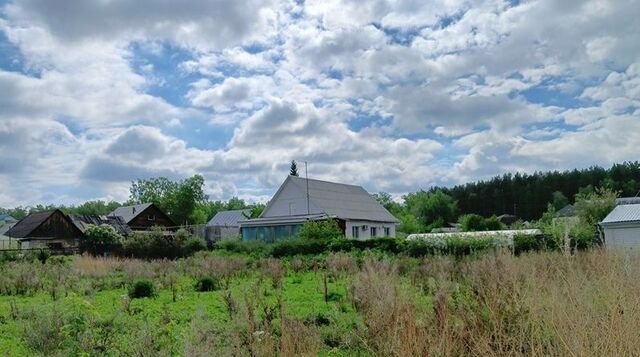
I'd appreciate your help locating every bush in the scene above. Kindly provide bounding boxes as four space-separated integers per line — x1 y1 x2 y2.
128 279 157 299
405 235 502 257
513 234 543 255
215 239 269 256
184 237 207 255
459 214 504 232
297 220 344 240
194 276 218 292
270 239 329 258
81 224 123 255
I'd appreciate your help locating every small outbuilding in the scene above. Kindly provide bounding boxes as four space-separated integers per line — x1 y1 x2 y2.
5 209 84 249
600 203 640 249
109 203 176 231
207 209 250 242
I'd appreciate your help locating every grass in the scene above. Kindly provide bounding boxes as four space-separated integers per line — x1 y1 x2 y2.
0 249 639 355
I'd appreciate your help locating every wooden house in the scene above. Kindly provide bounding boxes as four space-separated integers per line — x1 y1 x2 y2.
109 203 176 231
5 210 83 249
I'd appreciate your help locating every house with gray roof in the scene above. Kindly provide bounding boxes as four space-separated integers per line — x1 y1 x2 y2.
207 209 250 241
600 203 640 249
240 175 398 242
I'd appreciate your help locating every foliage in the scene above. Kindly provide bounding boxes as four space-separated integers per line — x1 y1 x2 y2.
129 175 208 225
194 276 218 292
271 239 329 258
405 235 503 257
80 224 123 255
121 227 202 259
551 191 569 211
215 239 269 256
242 204 265 219
574 187 618 231
438 161 640 220
512 234 544 255
128 279 157 298
297 220 344 240
459 214 503 232
290 160 299 176
404 190 457 232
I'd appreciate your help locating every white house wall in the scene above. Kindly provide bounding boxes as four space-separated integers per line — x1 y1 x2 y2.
261 178 323 217
345 220 396 239
603 224 640 249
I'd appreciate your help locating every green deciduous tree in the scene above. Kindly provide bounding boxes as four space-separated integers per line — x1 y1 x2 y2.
404 190 457 232
129 175 208 225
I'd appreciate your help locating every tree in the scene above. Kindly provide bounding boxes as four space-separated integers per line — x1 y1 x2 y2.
459 214 486 232
404 190 457 232
129 175 208 225
289 160 299 176
550 191 569 211
242 204 265 219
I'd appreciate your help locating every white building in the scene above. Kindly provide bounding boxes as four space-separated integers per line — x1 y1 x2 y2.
600 203 640 249
240 175 398 242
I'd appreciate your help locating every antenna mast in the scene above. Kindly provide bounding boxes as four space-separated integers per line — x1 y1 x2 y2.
305 161 310 215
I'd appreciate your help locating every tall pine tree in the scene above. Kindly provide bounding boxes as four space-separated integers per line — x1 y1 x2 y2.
289 160 299 176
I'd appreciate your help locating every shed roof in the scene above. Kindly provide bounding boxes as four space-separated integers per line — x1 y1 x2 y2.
555 204 577 217
601 204 640 225
207 209 250 227
109 203 153 223
279 176 398 222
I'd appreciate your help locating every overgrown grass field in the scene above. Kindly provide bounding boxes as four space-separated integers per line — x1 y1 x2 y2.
1 248 639 356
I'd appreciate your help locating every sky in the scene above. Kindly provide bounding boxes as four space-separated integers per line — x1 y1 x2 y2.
0 0 639 207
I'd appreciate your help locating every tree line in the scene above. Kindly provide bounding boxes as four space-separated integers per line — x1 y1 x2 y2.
2 162 639 232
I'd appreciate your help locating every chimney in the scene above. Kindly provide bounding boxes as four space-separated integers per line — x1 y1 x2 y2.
132 207 136 215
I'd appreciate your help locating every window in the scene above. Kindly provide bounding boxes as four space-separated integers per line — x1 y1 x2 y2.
147 215 156 221
370 227 377 237
384 227 390 237
352 226 359 238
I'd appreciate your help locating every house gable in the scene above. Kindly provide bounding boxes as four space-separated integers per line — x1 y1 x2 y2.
260 176 324 218
126 204 176 230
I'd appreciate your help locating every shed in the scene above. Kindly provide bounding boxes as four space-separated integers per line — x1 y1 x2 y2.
600 204 640 249
109 203 176 231
5 210 84 249
206 209 250 242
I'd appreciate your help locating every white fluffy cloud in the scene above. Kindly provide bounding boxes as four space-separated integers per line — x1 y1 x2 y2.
0 0 639 206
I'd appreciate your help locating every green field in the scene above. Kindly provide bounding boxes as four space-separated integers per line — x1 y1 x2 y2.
1 249 639 356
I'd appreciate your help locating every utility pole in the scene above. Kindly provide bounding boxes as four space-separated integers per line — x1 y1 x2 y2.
305 161 310 215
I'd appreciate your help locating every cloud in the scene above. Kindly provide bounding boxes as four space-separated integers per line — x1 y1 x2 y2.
4 0 278 50
1 0 639 207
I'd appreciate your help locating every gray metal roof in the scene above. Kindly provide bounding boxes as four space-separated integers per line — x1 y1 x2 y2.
616 197 640 206
555 204 577 217
287 176 398 222
601 204 640 225
109 203 153 223
207 209 250 227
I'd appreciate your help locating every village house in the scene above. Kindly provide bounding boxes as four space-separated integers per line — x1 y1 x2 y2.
5 210 84 249
240 175 398 242
109 203 176 231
